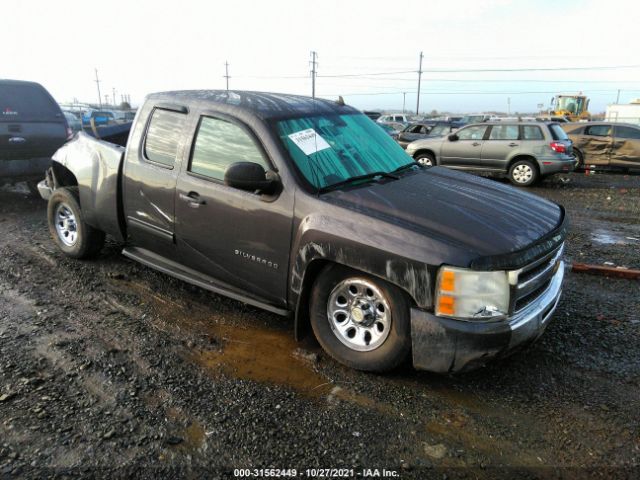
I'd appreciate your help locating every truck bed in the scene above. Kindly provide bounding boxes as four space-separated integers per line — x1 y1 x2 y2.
51 132 125 241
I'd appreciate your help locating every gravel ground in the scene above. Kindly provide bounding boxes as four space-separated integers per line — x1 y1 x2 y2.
0 172 639 479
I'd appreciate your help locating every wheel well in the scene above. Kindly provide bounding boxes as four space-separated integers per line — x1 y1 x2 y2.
50 162 79 188
508 155 539 173
293 259 419 341
413 149 436 160
294 259 331 341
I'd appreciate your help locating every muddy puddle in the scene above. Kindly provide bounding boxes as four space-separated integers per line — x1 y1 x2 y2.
591 229 638 245
109 279 336 396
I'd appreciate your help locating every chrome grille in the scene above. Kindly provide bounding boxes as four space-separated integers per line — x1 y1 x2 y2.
510 244 564 314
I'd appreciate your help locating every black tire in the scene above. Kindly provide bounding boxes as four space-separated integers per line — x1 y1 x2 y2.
573 149 584 170
47 187 105 259
309 264 411 372
508 159 539 187
415 152 436 167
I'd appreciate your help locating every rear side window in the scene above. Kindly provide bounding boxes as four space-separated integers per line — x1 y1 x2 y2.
584 125 611 137
522 126 544 140
614 126 640 139
489 125 519 140
549 124 569 140
189 116 267 181
0 83 61 122
144 109 187 167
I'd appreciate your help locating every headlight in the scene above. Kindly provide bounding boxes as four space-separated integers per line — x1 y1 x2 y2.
435 266 509 320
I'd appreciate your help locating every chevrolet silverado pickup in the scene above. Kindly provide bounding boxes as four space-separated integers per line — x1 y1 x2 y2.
39 90 567 373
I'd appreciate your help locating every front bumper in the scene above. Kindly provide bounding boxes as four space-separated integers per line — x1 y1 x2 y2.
411 261 564 373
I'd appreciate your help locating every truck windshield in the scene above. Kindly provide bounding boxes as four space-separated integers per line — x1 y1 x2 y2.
276 113 413 190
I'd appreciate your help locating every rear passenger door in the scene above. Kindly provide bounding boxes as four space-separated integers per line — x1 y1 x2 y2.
123 105 189 259
481 124 521 170
174 112 291 306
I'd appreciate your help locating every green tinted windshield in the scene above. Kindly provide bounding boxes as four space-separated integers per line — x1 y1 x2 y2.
276 113 413 189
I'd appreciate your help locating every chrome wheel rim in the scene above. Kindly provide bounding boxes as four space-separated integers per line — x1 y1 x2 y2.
327 278 391 352
418 157 433 166
512 164 533 184
55 203 78 246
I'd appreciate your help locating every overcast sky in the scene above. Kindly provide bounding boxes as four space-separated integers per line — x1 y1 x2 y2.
4 0 639 113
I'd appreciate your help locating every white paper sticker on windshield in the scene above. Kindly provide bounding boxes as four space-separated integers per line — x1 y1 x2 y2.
288 128 331 156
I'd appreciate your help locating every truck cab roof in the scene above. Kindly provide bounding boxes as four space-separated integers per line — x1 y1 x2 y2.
147 90 359 121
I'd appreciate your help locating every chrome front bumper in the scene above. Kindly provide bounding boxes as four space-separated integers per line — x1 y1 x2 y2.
411 261 564 373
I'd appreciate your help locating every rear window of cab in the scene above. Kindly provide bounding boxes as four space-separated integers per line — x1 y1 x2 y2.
0 83 61 122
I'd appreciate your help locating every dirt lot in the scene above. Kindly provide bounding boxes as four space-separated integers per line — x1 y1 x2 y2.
0 172 639 479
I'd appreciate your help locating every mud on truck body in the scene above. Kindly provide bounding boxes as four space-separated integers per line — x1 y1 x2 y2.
39 90 567 373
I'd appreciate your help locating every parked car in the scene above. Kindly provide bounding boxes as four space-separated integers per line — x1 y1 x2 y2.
405 122 575 186
63 111 82 132
562 122 640 171
38 90 566 374
82 110 115 127
378 122 400 140
397 121 462 149
459 113 493 125
0 79 70 192
377 113 411 124
363 111 381 121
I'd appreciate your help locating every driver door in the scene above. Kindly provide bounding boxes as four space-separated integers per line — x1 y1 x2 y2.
440 125 488 167
175 112 292 305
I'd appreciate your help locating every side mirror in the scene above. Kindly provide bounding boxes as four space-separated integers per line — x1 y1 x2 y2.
448 133 459 141
224 162 279 195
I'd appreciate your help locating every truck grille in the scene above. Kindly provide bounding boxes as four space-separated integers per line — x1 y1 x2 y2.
511 244 564 313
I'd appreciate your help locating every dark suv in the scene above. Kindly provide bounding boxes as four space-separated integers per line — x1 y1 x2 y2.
405 122 575 186
0 79 70 191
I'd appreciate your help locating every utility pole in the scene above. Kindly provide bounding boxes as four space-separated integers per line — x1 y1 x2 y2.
616 89 621 104
94 68 102 108
507 97 511 115
105 95 109 106
224 61 230 91
416 51 423 115
112 87 117 107
402 92 406 113
310 51 318 99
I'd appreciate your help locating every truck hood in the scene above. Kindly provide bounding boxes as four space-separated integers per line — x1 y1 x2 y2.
322 167 563 259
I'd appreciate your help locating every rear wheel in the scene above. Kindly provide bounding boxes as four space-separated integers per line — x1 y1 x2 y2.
310 265 411 372
415 152 436 167
508 159 539 187
47 187 105 258
573 149 584 169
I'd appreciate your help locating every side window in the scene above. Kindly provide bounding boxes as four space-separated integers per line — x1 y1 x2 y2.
189 116 268 181
522 126 544 140
614 126 640 140
144 109 187 167
456 125 488 140
395 116 404 122
489 125 519 140
585 125 611 137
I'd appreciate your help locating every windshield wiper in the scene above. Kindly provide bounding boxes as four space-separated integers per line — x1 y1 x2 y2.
318 171 399 193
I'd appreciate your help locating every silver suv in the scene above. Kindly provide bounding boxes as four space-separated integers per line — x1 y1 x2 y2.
405 122 575 186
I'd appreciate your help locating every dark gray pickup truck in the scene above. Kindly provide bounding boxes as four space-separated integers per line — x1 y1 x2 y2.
39 90 567 373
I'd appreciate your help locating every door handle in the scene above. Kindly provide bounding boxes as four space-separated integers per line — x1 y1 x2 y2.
179 192 206 207
508 143 519 147
8 136 26 144
472 142 481 146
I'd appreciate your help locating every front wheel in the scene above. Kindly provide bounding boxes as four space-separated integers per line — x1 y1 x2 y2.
310 265 411 372
47 187 105 259
508 159 539 187
415 152 436 167
573 149 584 170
